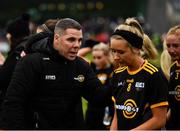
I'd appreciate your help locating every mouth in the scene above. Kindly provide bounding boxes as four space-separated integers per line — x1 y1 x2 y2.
68 51 78 59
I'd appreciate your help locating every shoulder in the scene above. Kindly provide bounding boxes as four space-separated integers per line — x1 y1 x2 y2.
114 66 127 74
143 61 159 75
75 56 91 68
170 61 180 69
19 52 46 66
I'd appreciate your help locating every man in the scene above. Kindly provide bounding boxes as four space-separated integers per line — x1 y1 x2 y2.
0 18 110 129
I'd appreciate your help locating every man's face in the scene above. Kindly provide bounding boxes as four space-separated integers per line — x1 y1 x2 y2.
54 28 83 60
166 34 180 61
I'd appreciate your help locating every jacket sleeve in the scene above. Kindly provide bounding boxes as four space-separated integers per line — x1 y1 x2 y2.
1 54 41 129
0 53 18 91
81 62 112 107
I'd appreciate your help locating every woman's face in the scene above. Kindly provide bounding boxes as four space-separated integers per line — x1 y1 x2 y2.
110 38 134 67
92 50 109 69
166 34 180 62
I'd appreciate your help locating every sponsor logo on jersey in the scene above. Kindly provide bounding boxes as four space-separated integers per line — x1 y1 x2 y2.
118 81 124 87
45 75 56 80
74 75 85 82
169 85 180 101
115 99 139 119
175 85 180 101
135 82 145 91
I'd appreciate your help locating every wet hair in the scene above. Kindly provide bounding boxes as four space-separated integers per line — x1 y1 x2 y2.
54 18 82 35
111 17 157 59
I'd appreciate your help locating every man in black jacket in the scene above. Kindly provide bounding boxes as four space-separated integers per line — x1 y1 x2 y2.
0 18 111 129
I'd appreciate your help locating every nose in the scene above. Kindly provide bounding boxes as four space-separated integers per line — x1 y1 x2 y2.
113 53 121 61
167 46 175 55
73 41 81 48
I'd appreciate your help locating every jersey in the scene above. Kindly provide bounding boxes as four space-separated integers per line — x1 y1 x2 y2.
112 60 168 130
85 62 114 129
167 61 180 129
90 62 113 86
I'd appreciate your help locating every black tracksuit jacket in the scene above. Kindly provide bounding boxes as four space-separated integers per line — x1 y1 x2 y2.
1 34 111 129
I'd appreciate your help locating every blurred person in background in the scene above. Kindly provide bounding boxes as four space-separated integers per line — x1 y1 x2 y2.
0 13 30 114
165 25 180 130
0 53 5 66
85 43 114 130
77 39 100 58
110 18 168 130
36 19 58 34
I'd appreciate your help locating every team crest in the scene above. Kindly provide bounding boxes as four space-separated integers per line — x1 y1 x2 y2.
74 75 85 82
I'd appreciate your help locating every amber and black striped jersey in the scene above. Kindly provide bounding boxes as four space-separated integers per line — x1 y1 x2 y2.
111 60 168 130
90 62 113 86
167 61 180 129
86 62 114 129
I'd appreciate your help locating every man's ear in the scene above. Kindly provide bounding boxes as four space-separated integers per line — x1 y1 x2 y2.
54 34 60 44
54 34 59 41
53 34 60 49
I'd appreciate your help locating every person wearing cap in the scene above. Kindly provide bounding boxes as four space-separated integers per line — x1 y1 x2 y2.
0 14 30 113
110 18 168 130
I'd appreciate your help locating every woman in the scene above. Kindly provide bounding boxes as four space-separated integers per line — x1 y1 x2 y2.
165 25 180 130
110 18 168 130
85 43 114 130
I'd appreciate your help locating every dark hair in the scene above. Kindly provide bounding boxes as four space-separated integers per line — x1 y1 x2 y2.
6 13 30 38
38 19 58 33
54 18 82 34
6 13 30 49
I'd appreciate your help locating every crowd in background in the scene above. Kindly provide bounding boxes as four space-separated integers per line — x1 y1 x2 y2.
0 12 179 130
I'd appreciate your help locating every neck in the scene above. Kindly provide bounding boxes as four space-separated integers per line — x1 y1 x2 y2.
128 57 145 71
96 62 110 70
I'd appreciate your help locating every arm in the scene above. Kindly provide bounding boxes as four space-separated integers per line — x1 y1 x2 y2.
132 71 168 130
131 106 167 130
77 47 92 58
1 54 41 129
167 109 171 121
110 109 117 130
0 52 5 65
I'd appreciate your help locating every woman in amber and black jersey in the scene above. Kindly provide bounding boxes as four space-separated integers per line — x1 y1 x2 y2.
85 43 114 130
165 25 180 130
110 18 168 130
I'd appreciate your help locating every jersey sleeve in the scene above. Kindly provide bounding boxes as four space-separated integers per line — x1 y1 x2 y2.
147 71 169 109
